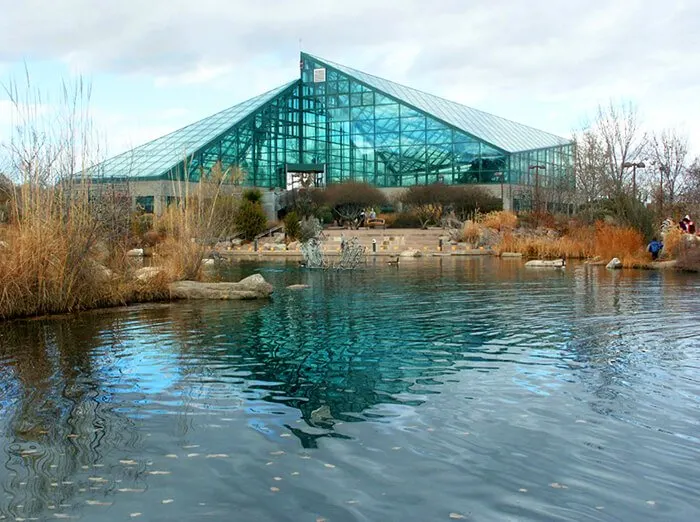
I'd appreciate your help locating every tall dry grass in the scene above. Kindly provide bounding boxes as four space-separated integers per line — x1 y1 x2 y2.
495 222 646 266
0 184 170 319
662 227 683 259
461 220 481 245
480 210 518 231
154 163 243 281
0 72 176 320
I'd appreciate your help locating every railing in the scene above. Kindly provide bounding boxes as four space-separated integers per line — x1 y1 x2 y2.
254 224 284 240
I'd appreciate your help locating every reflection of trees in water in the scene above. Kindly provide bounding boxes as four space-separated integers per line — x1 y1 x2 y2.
0 314 141 518
569 267 692 417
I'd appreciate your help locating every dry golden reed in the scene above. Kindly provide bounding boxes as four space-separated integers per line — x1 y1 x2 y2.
495 222 646 266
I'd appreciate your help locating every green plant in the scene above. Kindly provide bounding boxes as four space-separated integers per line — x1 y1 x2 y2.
283 210 302 241
315 204 334 224
234 200 267 240
242 188 263 204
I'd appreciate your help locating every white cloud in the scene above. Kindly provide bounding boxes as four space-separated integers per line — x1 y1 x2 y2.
1 0 699 154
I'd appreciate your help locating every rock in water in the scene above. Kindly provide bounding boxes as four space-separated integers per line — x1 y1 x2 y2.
606 258 623 270
169 274 273 300
399 249 422 258
287 284 310 290
525 259 565 268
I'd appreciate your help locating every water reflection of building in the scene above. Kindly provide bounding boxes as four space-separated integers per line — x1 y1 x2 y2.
0 315 143 518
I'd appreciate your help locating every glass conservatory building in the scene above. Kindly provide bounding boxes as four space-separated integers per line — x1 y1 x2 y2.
89 52 573 212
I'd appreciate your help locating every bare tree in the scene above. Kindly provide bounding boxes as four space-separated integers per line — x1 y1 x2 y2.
647 129 689 214
682 158 700 212
594 101 646 197
573 128 608 205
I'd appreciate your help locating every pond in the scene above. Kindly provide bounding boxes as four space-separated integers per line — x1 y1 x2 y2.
0 258 699 521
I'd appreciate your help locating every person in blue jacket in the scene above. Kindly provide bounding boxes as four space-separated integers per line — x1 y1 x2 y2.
647 238 663 260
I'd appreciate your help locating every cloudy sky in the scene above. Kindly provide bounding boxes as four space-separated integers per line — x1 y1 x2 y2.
1 0 698 159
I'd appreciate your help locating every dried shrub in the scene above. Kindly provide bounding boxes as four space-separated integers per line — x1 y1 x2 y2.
322 182 387 228
481 211 518 231
662 227 683 259
495 222 644 264
593 222 645 263
387 211 422 229
0 187 171 319
461 221 482 244
451 186 502 219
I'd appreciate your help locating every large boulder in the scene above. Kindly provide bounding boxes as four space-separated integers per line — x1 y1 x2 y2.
400 249 422 258
606 258 623 270
169 274 273 300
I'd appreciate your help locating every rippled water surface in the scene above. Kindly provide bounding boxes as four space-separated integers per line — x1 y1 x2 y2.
1 258 699 521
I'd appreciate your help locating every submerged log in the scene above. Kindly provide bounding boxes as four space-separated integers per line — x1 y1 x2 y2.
169 274 273 300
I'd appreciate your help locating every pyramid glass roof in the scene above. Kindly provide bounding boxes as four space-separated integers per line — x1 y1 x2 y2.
304 53 567 153
89 81 297 180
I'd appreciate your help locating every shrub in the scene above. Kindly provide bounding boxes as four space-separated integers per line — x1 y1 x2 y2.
593 222 645 263
400 183 454 228
400 184 502 227
142 230 162 248
315 204 334 225
279 188 323 219
130 213 153 238
481 211 518 231
387 211 423 228
283 210 302 241
322 182 387 228
234 200 267 240
208 194 239 239
585 195 656 240
662 227 682 259
461 221 482 244
242 188 263 204
451 186 502 220
299 216 323 242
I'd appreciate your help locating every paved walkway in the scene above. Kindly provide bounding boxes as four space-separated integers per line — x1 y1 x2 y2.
226 228 492 256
